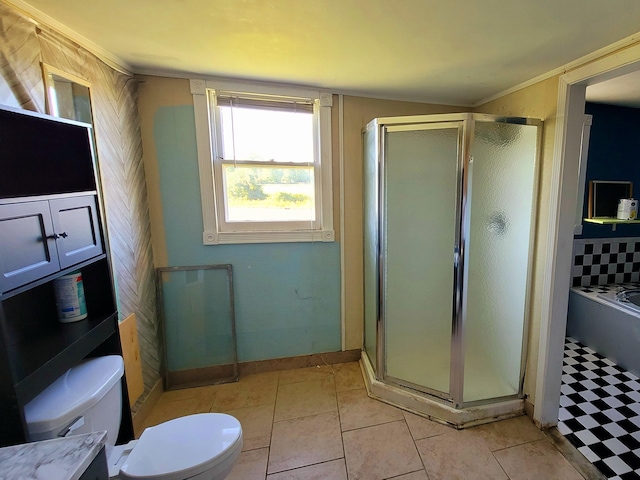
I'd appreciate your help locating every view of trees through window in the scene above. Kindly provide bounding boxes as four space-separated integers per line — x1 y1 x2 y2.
223 165 315 222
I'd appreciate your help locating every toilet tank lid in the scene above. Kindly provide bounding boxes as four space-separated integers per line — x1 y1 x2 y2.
24 355 124 435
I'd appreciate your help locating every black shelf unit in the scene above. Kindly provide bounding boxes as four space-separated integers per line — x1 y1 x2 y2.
0 105 133 447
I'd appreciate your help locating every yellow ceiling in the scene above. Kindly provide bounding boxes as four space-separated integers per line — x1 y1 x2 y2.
11 0 640 105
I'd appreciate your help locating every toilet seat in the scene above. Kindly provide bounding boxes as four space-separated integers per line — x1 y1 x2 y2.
118 413 243 480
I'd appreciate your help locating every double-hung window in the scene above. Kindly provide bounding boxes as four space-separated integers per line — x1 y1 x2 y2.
191 79 334 244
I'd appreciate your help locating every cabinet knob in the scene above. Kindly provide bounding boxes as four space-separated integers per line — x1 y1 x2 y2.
47 232 68 240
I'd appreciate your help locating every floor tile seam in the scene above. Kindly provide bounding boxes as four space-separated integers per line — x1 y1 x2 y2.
267 454 345 477
241 443 271 454
488 437 549 454
340 417 408 434
384 467 429 479
334 381 348 469
411 435 431 480
489 446 513 480
265 457 346 478
410 431 451 443
264 396 281 475
273 404 339 423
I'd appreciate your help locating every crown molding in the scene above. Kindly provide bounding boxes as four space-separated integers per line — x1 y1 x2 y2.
474 31 640 107
3 0 132 76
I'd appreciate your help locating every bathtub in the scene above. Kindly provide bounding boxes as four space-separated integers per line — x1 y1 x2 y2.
567 283 640 378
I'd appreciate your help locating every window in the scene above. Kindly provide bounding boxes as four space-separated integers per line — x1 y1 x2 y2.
191 79 334 244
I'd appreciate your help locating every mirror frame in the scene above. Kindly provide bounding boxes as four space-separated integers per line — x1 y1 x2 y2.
41 63 94 124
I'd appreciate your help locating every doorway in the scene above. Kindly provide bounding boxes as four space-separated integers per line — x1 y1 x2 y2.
536 41 640 431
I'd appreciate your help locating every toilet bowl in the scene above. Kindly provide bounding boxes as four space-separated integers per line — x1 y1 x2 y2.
23 356 242 480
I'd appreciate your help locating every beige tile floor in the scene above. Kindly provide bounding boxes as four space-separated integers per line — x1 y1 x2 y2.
140 361 589 480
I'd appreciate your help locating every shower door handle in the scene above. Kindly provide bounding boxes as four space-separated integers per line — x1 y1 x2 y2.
453 246 460 267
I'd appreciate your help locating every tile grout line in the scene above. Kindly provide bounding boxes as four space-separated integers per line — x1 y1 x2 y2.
264 371 283 478
333 367 349 469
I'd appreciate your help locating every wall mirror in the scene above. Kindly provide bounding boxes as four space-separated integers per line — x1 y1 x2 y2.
41 63 94 124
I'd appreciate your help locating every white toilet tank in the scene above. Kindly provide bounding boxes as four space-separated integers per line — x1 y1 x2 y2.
24 355 124 446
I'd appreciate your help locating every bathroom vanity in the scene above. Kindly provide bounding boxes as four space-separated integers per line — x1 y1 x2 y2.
0 105 133 447
0 431 108 480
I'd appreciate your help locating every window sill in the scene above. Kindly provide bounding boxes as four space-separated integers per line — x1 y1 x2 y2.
203 229 335 245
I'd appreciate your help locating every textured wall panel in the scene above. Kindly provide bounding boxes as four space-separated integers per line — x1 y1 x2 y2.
0 3 161 407
0 3 44 111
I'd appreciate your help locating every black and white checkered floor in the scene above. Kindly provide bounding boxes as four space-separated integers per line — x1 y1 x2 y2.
559 337 640 479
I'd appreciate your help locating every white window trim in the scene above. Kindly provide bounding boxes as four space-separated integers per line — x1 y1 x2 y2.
191 78 334 245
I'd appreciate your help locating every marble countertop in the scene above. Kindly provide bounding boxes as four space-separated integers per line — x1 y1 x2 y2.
0 431 107 480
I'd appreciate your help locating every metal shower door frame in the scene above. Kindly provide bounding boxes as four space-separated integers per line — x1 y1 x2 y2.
376 115 467 403
373 113 541 409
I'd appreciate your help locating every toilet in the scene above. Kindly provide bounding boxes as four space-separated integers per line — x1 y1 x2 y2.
23 355 243 480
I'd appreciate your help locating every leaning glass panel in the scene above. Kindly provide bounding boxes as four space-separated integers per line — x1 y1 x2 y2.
156 265 238 387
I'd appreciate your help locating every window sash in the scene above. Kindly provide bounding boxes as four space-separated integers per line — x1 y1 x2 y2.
216 94 314 113
210 90 323 233
192 78 333 245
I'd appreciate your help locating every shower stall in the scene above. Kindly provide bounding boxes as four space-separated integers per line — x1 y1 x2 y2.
362 113 541 427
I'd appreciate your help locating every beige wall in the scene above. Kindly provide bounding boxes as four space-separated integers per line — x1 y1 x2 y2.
474 75 561 403
136 76 193 268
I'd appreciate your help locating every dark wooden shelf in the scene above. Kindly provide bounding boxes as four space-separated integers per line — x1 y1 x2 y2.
0 105 133 447
11 313 118 403
0 254 107 301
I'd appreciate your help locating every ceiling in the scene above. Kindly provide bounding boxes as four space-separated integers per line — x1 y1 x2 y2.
12 0 640 106
586 70 640 108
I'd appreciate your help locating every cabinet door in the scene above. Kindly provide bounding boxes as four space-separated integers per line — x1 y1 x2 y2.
0 201 60 293
50 196 103 269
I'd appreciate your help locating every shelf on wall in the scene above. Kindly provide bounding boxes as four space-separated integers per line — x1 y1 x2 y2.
583 217 640 231
584 218 640 224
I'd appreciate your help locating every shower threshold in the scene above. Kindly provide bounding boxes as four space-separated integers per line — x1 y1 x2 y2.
359 353 525 429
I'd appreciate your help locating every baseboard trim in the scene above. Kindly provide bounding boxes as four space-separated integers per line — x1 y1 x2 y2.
131 378 163 437
166 349 362 390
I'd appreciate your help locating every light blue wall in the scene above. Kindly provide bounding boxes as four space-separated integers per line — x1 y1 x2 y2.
153 105 341 364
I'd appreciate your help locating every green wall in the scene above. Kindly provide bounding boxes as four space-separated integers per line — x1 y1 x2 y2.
153 105 341 365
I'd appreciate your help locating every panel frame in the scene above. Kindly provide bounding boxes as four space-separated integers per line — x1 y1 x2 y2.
155 264 238 389
379 120 465 402
459 117 543 407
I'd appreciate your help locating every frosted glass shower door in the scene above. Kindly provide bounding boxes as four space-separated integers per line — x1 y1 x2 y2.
363 126 379 369
462 121 539 403
384 123 461 397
